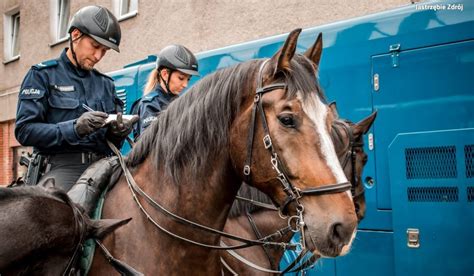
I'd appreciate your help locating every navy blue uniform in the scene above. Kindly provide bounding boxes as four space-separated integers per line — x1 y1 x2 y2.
131 86 177 139
15 49 123 155
15 49 123 190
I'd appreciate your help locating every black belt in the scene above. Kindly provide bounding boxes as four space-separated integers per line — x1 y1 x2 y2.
46 152 105 165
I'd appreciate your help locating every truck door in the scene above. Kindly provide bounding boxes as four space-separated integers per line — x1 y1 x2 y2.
371 40 474 275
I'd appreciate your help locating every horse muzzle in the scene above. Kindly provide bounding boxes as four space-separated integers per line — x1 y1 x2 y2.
304 211 358 258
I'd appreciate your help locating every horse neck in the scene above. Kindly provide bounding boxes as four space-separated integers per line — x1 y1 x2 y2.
0 197 77 272
133 156 242 234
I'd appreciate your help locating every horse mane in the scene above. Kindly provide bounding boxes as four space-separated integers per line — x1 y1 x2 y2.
126 57 326 184
228 183 275 218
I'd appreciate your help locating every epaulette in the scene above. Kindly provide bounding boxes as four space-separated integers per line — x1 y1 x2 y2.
32 59 58 70
141 92 159 102
93 69 114 81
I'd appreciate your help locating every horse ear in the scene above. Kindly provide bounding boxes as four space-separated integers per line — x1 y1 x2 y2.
88 218 132 239
42 178 56 188
270 28 302 74
353 111 377 136
328 101 339 119
304 32 323 69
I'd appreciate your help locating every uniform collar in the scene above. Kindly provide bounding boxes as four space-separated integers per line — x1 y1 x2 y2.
61 48 91 77
154 85 178 102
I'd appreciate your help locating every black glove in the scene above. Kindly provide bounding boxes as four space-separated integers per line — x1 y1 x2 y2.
106 113 139 141
75 111 108 137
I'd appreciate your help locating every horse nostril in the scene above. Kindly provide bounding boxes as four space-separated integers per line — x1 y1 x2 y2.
330 223 343 244
330 222 352 247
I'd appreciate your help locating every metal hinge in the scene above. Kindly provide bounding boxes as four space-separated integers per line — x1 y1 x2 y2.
389 43 401 67
368 133 374 150
373 74 379 91
407 228 420 248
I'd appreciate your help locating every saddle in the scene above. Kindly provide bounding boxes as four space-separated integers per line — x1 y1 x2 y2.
67 156 122 216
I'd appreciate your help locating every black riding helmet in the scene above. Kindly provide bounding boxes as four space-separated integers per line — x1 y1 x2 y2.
156 45 199 76
68 6 121 52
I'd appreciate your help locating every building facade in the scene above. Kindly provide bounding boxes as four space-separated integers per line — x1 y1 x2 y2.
0 0 409 185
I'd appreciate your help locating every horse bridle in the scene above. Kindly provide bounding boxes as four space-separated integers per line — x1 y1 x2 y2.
243 59 351 230
332 119 365 200
229 118 366 274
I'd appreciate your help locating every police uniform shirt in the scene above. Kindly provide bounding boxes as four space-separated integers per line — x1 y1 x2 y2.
15 49 123 155
132 85 177 139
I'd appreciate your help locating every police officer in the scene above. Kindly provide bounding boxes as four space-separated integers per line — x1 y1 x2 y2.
132 44 199 139
15 5 137 191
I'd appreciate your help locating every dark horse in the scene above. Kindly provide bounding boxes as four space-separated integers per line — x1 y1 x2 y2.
90 29 358 275
0 185 130 275
221 107 377 274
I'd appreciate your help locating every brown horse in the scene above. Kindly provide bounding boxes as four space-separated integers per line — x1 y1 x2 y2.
220 109 377 274
90 29 357 275
0 185 130 276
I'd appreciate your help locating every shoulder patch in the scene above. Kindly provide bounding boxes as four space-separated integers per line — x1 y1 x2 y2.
32 59 58 70
19 88 46 100
93 69 114 81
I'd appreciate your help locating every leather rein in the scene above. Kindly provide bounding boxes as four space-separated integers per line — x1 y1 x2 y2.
62 196 88 276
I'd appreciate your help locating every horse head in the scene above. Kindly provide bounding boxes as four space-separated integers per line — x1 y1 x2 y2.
230 29 358 258
330 102 377 222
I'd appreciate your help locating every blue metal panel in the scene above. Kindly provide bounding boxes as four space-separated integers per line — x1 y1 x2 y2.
388 128 474 275
371 40 474 210
281 230 394 275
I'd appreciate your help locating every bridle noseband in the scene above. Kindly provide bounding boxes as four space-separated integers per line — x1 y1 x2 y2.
243 59 352 220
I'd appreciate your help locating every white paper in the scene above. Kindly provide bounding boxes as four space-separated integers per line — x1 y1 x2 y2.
105 114 135 124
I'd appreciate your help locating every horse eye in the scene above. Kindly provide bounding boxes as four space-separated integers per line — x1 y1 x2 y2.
362 155 368 164
278 114 296 128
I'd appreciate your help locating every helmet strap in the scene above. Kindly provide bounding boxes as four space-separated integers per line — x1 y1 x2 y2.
69 31 84 70
159 68 174 94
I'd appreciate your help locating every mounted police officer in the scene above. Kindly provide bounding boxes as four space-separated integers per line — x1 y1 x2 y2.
15 5 138 194
132 44 199 140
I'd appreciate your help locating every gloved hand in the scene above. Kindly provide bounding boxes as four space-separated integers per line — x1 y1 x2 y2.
106 113 139 140
75 111 108 137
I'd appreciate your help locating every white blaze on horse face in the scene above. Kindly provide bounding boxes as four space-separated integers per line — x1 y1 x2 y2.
299 93 351 199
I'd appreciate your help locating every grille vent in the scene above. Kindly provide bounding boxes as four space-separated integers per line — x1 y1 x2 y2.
116 89 127 112
465 145 474 178
407 187 458 202
94 7 109 32
405 146 457 179
468 187 474 202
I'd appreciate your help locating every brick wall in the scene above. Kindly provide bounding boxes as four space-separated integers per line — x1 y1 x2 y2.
0 121 13 185
0 120 25 186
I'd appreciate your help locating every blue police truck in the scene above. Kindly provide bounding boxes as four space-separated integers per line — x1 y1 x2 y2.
108 0 473 274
